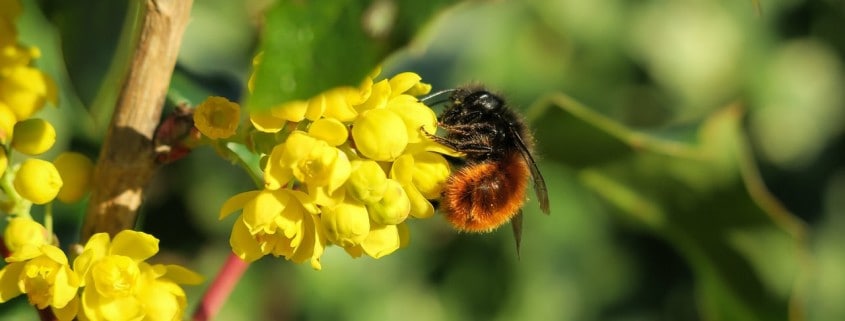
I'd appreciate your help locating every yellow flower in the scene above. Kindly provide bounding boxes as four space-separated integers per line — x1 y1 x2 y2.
344 222 409 259
358 78 389 109
361 223 406 258
388 72 431 97
352 108 408 161
346 160 388 204
0 244 80 321
220 189 326 269
0 66 58 119
321 202 370 247
366 179 410 225
313 86 363 122
0 102 16 142
264 131 351 206
53 152 94 203
73 231 202 321
11 118 56 155
14 158 63 204
193 96 240 139
387 95 438 144
3 217 50 257
390 152 450 219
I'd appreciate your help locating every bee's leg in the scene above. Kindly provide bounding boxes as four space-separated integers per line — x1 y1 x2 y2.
421 126 460 147
438 122 496 135
420 126 493 153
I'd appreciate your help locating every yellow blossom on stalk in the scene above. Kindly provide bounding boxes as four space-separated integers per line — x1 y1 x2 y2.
220 189 326 269
194 96 240 139
73 230 203 321
0 65 58 119
53 152 95 203
0 244 80 321
220 69 450 268
352 108 408 161
390 152 451 219
366 179 411 225
11 118 56 155
346 160 389 204
264 131 351 206
3 217 51 256
0 102 16 142
321 202 370 247
14 158 63 204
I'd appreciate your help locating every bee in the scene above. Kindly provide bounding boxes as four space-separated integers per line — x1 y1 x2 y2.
422 86 550 254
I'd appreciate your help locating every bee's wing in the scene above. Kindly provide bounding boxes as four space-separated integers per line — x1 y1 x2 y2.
511 128 550 215
511 210 523 258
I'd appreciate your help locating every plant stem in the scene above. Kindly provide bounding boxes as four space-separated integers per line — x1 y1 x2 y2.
193 254 250 321
44 202 52 234
80 0 194 242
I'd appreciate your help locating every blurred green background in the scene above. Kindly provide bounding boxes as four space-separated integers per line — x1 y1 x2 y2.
3 0 844 320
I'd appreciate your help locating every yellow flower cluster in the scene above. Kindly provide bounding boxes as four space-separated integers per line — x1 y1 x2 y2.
217 70 453 269
0 0 93 209
0 219 203 321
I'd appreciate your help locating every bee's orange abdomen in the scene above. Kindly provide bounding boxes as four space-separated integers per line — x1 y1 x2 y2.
442 152 530 232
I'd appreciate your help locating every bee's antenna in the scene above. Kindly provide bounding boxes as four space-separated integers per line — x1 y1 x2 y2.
419 88 458 105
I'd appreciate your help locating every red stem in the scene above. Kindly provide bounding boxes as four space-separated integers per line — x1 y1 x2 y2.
192 253 249 321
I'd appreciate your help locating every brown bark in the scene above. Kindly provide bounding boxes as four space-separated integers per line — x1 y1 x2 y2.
81 0 193 242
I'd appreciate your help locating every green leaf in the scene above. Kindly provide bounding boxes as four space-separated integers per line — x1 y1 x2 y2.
528 93 810 321
247 0 456 111
40 0 140 127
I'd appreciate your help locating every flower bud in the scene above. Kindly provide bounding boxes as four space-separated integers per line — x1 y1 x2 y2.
11 118 56 155
366 179 410 225
0 102 17 142
321 202 370 247
14 158 63 204
0 66 57 119
361 223 401 259
53 152 94 203
346 160 388 204
4 218 50 254
352 109 408 161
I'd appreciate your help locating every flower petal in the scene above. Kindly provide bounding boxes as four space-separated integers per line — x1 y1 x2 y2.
271 100 308 122
161 265 204 285
308 118 348 147
110 230 159 262
321 202 370 247
361 223 401 259
249 110 285 133
51 266 78 308
219 190 260 220
0 262 24 302
388 72 422 97
52 294 78 321
230 217 264 262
